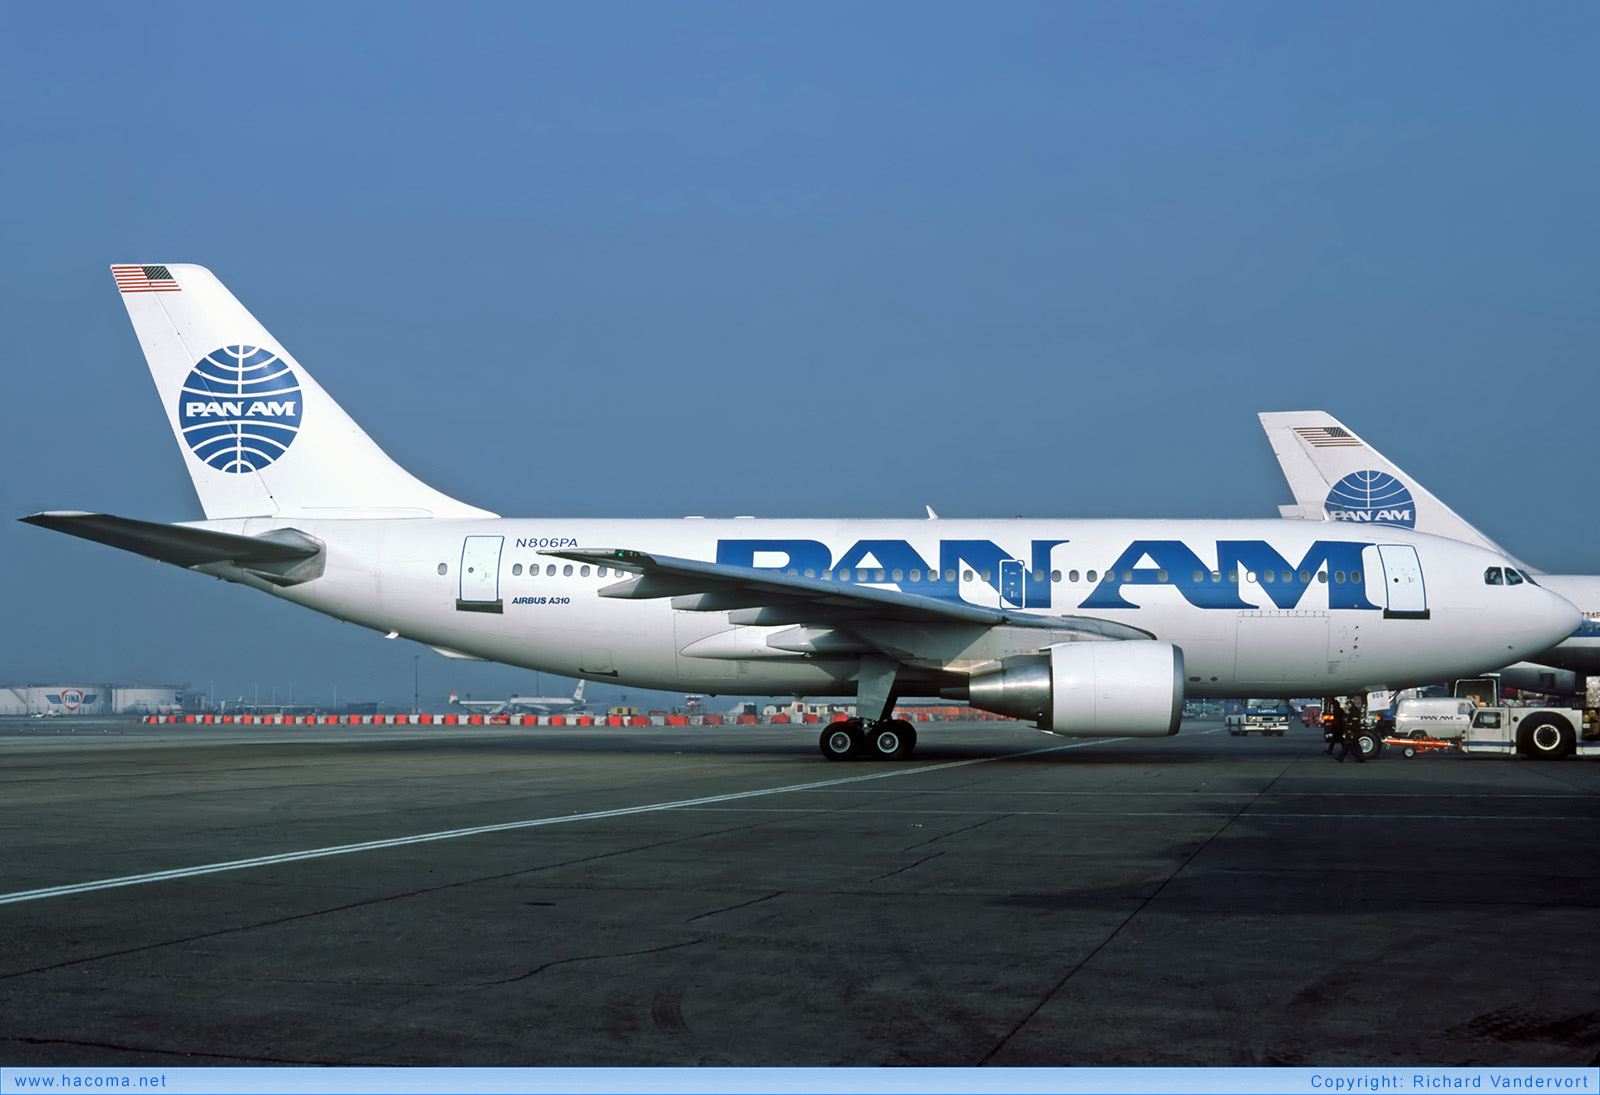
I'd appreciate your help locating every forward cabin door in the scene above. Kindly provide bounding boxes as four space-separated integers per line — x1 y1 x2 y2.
457 535 504 613
1377 545 1428 619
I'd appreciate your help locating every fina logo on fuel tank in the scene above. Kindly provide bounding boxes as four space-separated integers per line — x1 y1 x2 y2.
1324 470 1416 527
178 346 303 472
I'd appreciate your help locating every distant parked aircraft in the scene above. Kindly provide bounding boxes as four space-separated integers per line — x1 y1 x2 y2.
1260 409 1600 693
448 679 586 716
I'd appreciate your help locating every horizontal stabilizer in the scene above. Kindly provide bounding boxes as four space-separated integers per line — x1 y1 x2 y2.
20 512 321 583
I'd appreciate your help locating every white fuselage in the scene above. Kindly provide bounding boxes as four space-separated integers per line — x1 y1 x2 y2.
196 515 1578 701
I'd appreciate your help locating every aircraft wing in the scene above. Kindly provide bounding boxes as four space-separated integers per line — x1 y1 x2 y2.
540 547 1151 639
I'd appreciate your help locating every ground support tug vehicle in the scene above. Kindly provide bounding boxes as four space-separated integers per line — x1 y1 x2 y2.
1388 697 1600 761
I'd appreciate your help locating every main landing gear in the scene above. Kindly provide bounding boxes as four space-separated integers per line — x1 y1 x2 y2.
819 718 918 761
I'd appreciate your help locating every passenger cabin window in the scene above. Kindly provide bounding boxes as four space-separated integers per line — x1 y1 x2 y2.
1485 567 1504 585
512 563 523 576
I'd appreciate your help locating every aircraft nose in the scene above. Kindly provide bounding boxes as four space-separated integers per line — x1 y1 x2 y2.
1509 586 1583 657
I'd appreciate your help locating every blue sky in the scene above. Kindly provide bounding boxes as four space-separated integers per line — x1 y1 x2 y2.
2 3 1597 708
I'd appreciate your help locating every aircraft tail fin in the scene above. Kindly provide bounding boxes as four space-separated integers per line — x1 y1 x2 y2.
573 679 586 703
448 690 461 705
1258 411 1517 562
112 264 497 521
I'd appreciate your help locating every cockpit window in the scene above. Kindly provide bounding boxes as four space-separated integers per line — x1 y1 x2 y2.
1484 567 1503 585
1514 569 1538 586
1505 568 1525 586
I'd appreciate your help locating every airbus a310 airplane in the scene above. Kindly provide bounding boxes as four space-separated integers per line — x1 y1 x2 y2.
448 679 586 716
1260 410 1600 695
19 265 1580 760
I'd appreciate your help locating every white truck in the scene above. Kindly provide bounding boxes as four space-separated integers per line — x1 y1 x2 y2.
1391 698 1600 760
1225 700 1292 737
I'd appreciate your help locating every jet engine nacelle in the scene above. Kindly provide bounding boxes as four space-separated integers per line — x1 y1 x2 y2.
1496 662 1582 698
965 641 1185 737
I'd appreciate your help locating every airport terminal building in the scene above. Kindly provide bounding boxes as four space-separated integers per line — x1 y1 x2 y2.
0 684 188 717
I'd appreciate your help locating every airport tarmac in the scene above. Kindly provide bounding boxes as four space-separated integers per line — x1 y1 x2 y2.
1 717 1596 1067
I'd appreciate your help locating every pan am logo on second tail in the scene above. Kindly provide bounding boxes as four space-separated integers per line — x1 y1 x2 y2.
177 346 303 473
1324 470 1415 527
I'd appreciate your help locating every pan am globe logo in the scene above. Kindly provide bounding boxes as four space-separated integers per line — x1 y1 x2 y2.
178 346 303 472
1324 470 1416 527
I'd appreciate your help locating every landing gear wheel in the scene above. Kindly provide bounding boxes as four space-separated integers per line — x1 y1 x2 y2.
1354 726 1383 760
898 720 918 752
820 720 864 761
1522 716 1575 761
869 719 916 760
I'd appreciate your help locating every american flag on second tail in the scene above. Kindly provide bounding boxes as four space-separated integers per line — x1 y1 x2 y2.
1292 425 1362 448
112 265 181 293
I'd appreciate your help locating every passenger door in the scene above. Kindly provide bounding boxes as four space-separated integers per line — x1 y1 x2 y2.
1377 545 1428 619
457 535 504 613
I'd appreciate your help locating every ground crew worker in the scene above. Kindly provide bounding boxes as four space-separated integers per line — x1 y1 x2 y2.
1323 699 1343 755
1332 703 1365 763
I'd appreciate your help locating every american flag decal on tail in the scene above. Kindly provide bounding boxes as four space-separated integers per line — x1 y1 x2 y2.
112 265 181 293
1292 425 1362 448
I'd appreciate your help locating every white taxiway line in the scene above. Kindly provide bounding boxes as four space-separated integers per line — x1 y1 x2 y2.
0 741 1113 906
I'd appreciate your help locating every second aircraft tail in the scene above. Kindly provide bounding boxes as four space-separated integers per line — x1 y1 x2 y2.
1258 410 1517 564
